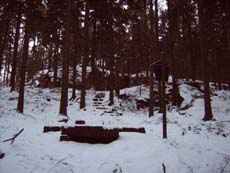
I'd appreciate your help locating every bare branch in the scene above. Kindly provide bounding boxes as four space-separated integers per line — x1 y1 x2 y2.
2 128 24 144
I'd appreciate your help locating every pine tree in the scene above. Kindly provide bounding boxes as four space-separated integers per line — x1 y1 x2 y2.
0 17 9 75
17 18 29 113
80 0 90 109
148 0 154 117
166 0 179 107
197 0 213 121
108 0 114 105
59 0 72 116
10 13 21 91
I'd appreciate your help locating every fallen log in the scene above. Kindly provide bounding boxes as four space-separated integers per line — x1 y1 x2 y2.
113 127 145 133
60 135 69 141
61 126 119 144
44 126 145 134
43 126 61 133
75 120 86 125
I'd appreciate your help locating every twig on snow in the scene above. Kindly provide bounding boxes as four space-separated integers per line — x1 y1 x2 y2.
22 113 36 120
47 157 67 173
2 128 24 144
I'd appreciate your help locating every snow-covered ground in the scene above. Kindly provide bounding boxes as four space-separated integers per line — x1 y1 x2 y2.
0 81 230 173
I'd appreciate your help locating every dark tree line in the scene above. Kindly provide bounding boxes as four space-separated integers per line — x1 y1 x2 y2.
0 0 229 124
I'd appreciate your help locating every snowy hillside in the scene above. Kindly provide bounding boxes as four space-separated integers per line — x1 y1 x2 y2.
0 81 230 173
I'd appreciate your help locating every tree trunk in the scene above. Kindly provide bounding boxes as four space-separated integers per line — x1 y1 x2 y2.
109 70 114 105
143 0 149 84
155 0 160 112
181 1 195 81
162 61 167 139
47 44 53 72
80 0 90 109
71 37 78 100
167 0 179 107
149 70 154 116
109 0 114 105
71 55 77 100
5 45 11 84
3 52 8 82
10 14 21 91
71 5 79 100
91 11 96 86
148 0 154 117
198 0 213 121
157 4 162 111
59 0 71 115
0 18 9 75
59 44 69 115
115 70 120 97
17 21 29 113
224 0 230 90
158 81 162 111
156 0 167 138
53 45 58 87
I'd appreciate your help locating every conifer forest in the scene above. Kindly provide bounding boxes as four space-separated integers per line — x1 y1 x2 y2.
0 0 230 173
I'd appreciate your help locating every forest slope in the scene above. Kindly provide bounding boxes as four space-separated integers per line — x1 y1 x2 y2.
0 81 230 173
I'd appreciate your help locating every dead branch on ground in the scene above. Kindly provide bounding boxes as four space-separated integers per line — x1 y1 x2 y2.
2 128 24 144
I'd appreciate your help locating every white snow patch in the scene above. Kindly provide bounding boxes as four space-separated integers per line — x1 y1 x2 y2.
0 81 230 173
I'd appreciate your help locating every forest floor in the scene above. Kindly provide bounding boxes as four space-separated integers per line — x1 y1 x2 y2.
0 80 230 173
